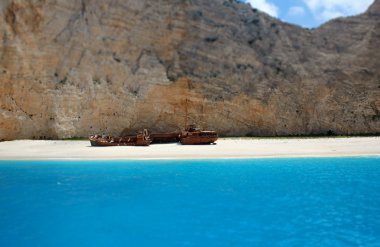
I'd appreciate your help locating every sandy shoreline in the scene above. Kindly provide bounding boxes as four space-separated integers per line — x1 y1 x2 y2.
0 137 379 160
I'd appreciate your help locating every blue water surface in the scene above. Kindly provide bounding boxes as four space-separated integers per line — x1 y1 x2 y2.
0 157 380 247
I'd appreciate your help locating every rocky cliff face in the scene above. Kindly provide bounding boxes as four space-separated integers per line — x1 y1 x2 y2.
0 0 379 139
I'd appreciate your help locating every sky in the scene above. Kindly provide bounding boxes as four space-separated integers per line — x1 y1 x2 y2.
241 0 375 28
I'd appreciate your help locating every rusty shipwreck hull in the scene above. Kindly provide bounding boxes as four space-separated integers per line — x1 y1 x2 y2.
89 130 152 146
89 137 152 146
180 130 218 145
150 132 181 144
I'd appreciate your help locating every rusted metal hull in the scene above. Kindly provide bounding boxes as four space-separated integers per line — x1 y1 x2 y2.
180 130 218 145
180 136 218 145
89 128 217 146
89 130 152 146
150 132 180 144
89 138 152 146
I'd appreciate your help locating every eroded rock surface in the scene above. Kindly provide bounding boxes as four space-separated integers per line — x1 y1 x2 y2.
0 0 379 139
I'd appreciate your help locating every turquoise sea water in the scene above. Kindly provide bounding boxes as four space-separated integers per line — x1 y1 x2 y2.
0 158 379 247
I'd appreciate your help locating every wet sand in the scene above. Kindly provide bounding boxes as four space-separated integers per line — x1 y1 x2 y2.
0 137 379 160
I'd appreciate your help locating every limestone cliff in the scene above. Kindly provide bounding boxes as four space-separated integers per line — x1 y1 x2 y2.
0 0 379 139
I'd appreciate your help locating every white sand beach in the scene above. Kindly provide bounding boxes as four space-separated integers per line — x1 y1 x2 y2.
0 137 379 160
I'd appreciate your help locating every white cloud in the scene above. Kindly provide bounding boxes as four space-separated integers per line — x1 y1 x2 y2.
246 0 279 17
288 6 306 17
319 9 344 20
303 0 374 21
